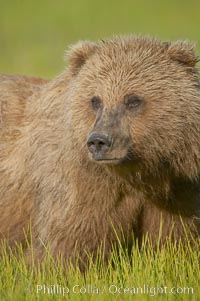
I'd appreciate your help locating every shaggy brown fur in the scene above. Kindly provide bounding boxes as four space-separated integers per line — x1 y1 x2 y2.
0 75 48 244
0 75 48 141
0 36 200 266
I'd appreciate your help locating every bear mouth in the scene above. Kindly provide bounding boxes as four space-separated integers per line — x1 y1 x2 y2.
91 153 135 165
94 158 122 164
90 147 138 165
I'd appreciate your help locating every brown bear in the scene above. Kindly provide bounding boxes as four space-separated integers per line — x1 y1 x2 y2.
0 36 200 266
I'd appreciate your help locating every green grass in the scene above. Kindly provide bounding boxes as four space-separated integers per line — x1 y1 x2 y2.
0 0 200 78
0 238 200 301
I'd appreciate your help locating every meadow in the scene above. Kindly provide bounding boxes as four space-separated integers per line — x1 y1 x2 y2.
0 1 200 300
0 237 200 301
0 0 200 78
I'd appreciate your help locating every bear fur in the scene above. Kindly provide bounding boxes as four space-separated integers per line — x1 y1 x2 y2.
0 74 48 140
0 74 48 244
0 36 200 265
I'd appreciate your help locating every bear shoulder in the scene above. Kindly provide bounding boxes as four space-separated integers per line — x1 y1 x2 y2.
0 74 48 142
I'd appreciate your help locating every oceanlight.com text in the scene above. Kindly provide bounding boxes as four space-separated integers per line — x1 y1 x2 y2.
35 284 194 296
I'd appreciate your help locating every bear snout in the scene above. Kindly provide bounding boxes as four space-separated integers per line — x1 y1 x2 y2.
87 132 112 159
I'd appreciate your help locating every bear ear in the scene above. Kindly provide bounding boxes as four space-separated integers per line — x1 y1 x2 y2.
65 41 98 76
166 41 198 67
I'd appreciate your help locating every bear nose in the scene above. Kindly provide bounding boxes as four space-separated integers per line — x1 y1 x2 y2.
87 133 112 155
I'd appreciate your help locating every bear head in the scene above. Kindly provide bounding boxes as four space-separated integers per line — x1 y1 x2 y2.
65 36 200 180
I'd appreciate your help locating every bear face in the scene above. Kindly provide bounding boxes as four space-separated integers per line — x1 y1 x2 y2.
67 36 200 180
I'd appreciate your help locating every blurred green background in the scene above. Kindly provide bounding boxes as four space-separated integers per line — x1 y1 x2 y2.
0 0 200 78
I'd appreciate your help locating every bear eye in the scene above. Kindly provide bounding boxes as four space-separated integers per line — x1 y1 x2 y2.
91 96 102 111
125 95 143 110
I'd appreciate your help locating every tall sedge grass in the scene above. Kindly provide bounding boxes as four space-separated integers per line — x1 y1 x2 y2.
0 230 199 301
